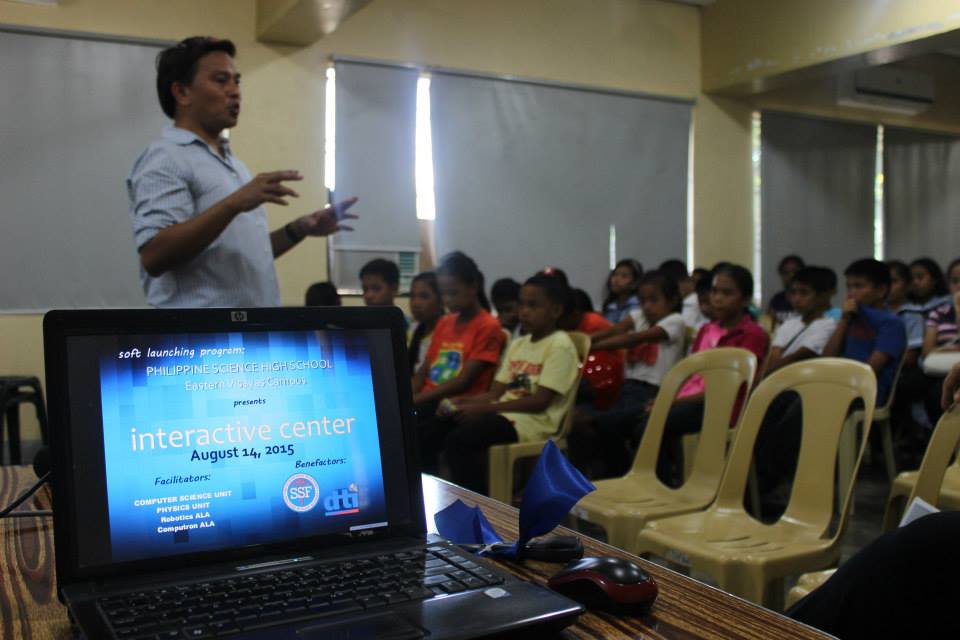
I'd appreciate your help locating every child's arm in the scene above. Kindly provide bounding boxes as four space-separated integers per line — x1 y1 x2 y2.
413 360 494 405
823 299 857 357
922 324 939 357
866 350 891 374
453 383 508 407
458 387 558 416
592 325 668 351
588 316 633 342
411 359 429 396
764 346 817 376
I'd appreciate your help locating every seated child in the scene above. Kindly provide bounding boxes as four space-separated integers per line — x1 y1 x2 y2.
442 272 580 494
602 259 643 323
823 258 907 408
412 252 506 472
635 264 768 485
767 254 805 325
572 270 686 477
408 272 444 375
921 257 960 424
660 259 708 330
764 266 837 375
757 260 906 515
359 258 400 307
491 277 522 338
304 281 340 306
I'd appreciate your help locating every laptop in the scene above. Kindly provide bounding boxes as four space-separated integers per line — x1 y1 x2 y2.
43 307 583 639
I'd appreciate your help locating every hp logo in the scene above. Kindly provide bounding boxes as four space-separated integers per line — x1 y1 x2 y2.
230 311 247 322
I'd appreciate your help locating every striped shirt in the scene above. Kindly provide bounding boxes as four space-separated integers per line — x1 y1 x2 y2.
927 301 959 348
127 127 280 308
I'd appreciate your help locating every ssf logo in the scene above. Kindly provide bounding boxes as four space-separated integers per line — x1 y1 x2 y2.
282 473 320 513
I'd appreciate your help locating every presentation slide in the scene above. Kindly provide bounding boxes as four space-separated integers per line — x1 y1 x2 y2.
97 330 387 563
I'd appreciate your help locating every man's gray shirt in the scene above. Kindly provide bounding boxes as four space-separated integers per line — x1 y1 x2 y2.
127 127 281 308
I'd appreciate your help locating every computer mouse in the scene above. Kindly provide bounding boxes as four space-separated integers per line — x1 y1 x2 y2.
547 556 658 611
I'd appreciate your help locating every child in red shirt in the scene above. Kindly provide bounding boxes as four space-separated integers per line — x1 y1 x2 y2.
413 252 506 474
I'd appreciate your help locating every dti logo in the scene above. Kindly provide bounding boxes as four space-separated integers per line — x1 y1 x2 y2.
282 473 320 513
324 483 360 516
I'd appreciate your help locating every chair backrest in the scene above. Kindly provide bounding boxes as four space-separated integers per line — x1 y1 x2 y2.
878 349 907 413
716 358 876 534
553 331 591 440
629 348 758 494
908 407 960 508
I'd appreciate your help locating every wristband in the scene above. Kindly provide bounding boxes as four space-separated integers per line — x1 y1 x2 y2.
284 221 304 244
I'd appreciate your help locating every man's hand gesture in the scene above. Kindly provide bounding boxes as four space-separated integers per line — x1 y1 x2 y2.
295 196 359 237
227 170 303 213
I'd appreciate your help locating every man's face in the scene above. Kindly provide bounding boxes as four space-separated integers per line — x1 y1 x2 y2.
175 51 241 132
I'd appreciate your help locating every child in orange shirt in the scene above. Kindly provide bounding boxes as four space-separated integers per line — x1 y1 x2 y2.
413 251 506 473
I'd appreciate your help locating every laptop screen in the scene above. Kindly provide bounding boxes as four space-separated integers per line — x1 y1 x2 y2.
57 318 418 571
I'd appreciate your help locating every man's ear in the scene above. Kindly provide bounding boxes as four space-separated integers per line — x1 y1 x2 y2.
171 81 191 111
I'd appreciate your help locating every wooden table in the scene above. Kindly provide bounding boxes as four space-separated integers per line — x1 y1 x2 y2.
1 466 831 639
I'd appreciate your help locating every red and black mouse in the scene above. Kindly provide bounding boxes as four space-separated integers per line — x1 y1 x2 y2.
547 556 658 612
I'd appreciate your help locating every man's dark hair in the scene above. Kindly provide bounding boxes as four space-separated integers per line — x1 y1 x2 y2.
792 266 834 294
490 278 521 304
156 37 237 119
845 258 891 289
658 259 689 283
359 258 400 286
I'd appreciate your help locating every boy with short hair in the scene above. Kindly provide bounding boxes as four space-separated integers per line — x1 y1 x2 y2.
490 277 522 337
823 258 907 406
764 266 837 375
757 260 905 517
359 258 400 307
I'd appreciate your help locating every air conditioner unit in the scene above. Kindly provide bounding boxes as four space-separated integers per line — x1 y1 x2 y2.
330 248 420 295
837 67 934 116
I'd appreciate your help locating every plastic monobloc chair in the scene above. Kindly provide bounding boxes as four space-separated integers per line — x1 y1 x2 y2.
487 332 590 504
789 406 960 608
633 359 876 609
570 348 757 552
882 406 960 530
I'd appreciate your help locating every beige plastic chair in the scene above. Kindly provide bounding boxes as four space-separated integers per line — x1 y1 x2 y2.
837 353 905 496
570 348 757 552
789 407 960 608
487 332 590 503
633 358 876 609
882 406 960 530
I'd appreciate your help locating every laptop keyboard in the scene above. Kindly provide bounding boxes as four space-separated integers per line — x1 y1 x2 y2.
97 546 505 639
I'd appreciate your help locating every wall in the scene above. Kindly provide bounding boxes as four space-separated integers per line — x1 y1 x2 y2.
748 53 960 135
701 0 960 93
0 0 720 441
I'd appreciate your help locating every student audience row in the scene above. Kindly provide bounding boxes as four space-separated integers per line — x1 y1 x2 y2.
303 252 960 499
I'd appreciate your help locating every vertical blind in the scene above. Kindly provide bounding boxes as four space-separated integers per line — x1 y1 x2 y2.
884 127 960 268
430 72 691 303
0 29 168 311
332 60 420 252
760 112 876 303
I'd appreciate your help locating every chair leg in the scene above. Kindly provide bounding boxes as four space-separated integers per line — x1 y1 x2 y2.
487 448 512 503
879 418 897 482
836 413 859 516
746 461 762 517
5 402 21 466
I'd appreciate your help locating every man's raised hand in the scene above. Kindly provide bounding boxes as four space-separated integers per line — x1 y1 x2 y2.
227 170 303 213
296 196 359 237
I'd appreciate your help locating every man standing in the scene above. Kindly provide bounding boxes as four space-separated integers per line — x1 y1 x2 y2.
127 36 356 307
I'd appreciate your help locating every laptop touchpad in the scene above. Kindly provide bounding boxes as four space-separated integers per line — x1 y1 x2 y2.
297 613 425 639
